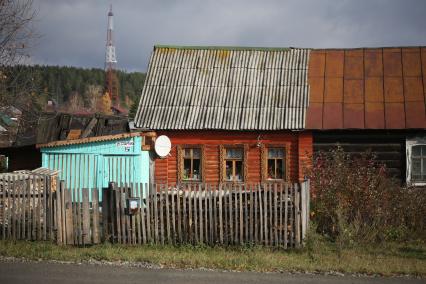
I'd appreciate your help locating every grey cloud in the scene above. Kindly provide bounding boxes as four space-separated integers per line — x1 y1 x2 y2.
31 0 426 72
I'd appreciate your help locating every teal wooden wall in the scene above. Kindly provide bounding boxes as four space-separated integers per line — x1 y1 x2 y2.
41 136 149 198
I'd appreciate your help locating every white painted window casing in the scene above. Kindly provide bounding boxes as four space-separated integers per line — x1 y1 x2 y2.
406 137 426 186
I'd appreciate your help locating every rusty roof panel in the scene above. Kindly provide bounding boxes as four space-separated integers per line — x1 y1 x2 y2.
383 49 403 77
422 48 426 82
344 103 364 128
402 48 422 77
385 103 405 129
365 102 385 129
324 77 343 102
37 133 139 148
308 50 325 77
344 79 364 103
365 77 384 102
323 103 343 129
384 77 404 102
406 102 426 128
385 47 403 53
364 50 383 77
309 77 324 103
345 49 363 56
325 50 344 77
306 46 425 130
404 77 424 101
344 51 363 79
305 103 323 129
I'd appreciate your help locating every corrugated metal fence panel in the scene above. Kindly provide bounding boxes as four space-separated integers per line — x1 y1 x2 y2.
135 46 311 130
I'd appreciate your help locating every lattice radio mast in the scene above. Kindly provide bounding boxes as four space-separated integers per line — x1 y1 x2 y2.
105 5 119 108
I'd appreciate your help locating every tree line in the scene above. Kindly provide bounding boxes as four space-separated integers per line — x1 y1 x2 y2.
1 64 145 117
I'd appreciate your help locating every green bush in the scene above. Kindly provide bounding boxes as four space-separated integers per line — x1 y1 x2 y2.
307 147 426 245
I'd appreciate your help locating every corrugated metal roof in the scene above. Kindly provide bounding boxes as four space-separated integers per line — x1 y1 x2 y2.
306 47 426 130
36 133 140 148
135 46 310 130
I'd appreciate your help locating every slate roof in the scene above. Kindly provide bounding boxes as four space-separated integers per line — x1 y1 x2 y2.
135 46 311 130
306 47 426 129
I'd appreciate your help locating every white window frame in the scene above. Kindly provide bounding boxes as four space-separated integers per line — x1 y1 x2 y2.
406 137 426 186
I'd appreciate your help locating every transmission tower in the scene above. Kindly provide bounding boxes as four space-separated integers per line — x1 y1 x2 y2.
105 5 119 108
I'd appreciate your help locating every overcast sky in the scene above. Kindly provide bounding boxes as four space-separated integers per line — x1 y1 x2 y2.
31 0 426 72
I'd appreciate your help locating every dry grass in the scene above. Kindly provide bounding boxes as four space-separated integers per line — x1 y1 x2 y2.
0 240 425 277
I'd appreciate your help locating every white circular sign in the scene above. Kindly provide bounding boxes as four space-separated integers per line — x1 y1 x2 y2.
154 135 171 158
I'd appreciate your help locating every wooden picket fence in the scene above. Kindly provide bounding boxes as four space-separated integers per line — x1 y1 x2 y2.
0 174 310 248
102 182 310 248
0 173 55 241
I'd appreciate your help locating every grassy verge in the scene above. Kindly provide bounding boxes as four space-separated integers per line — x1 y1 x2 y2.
0 240 425 277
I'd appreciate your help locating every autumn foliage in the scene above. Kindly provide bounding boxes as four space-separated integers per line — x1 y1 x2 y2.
308 147 426 243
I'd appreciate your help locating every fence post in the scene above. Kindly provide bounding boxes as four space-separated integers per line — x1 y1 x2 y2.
82 188 90 245
294 183 301 248
300 181 307 241
102 187 109 242
55 181 63 245
64 183 74 245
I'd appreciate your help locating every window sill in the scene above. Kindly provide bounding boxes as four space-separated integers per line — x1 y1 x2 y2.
179 180 203 184
408 182 426 187
221 181 245 185
265 179 286 182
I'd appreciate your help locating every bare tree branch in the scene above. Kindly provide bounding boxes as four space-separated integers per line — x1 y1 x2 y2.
0 0 36 66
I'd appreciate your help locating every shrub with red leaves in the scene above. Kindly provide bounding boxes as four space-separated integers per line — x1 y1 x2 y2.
307 147 426 243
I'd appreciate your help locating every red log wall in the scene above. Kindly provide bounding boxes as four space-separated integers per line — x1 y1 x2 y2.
154 131 313 185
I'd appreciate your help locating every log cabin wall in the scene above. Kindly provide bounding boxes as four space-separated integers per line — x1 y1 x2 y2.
313 130 410 183
154 131 313 185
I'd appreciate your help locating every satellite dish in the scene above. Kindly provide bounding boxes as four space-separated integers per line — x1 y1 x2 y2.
154 135 171 158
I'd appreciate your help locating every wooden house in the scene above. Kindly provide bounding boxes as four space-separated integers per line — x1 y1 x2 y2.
134 46 313 185
306 47 426 186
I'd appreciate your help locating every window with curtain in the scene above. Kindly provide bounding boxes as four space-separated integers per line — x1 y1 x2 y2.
181 147 202 181
224 148 244 182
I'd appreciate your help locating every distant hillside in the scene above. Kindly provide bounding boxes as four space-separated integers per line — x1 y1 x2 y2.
0 65 145 116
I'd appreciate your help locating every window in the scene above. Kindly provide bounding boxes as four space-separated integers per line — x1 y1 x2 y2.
267 148 285 180
261 145 288 182
411 145 426 182
224 148 244 182
181 148 201 181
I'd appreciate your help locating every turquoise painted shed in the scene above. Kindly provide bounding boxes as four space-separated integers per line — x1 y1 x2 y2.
38 133 149 198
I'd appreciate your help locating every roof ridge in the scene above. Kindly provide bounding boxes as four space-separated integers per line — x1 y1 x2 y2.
154 45 426 52
154 45 295 51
